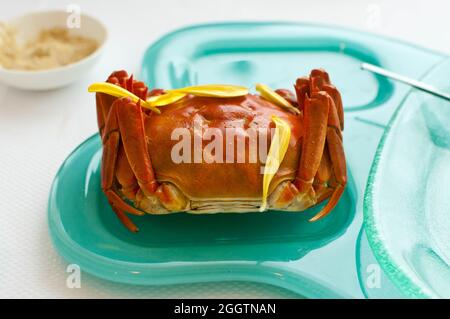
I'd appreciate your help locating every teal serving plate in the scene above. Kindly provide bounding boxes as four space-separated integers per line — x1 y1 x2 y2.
48 22 448 298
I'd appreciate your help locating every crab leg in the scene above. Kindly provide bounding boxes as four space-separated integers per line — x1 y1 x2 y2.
111 206 139 233
294 92 330 197
101 99 147 232
310 69 344 130
294 69 347 221
310 70 346 221
115 144 138 199
116 98 159 196
294 77 310 111
313 145 334 203
309 127 347 221
101 96 163 231
102 96 159 201
97 70 173 231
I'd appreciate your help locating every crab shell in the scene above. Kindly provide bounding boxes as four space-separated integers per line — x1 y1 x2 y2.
96 70 346 232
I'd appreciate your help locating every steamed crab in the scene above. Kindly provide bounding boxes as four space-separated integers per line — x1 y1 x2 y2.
91 69 346 232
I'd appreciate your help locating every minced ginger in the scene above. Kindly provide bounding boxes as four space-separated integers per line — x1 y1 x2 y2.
0 24 98 71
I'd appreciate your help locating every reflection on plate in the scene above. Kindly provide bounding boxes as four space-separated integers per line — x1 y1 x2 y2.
364 58 450 298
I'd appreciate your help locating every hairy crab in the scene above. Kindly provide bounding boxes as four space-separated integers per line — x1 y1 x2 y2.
90 69 346 232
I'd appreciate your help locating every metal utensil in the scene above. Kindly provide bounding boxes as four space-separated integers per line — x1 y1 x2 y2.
361 63 450 101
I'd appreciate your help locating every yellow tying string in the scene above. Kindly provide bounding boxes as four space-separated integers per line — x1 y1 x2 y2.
256 83 300 115
88 82 161 113
260 115 291 212
169 84 248 97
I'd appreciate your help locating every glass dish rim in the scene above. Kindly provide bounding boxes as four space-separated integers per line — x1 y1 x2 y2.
363 57 450 299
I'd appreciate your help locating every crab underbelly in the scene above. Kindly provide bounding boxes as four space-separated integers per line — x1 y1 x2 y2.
130 137 326 214
133 162 318 215
134 178 315 215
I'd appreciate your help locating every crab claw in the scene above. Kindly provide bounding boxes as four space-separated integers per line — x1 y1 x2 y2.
269 69 346 220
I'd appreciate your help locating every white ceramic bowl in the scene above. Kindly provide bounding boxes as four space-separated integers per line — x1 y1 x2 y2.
0 10 108 90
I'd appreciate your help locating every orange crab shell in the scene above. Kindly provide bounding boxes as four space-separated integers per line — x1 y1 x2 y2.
145 94 303 199
95 69 346 232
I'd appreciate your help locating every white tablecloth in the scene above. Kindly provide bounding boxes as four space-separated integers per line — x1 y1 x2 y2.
1 0 449 298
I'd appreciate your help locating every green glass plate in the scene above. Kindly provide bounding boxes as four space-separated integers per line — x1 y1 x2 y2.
364 57 450 298
49 22 446 298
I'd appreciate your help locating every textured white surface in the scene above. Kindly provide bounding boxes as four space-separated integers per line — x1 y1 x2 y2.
0 0 449 299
